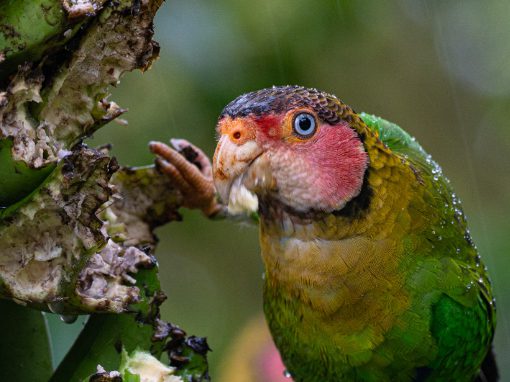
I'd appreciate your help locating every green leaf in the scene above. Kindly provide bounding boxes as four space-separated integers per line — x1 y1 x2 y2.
122 370 141 382
0 300 53 382
0 0 90 76
0 139 55 208
50 313 152 382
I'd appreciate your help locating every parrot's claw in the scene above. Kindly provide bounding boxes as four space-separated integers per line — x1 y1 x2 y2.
149 139 223 217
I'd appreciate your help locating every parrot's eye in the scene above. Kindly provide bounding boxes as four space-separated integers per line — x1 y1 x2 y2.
293 113 317 138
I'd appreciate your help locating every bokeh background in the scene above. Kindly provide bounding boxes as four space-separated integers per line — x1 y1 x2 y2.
49 0 510 380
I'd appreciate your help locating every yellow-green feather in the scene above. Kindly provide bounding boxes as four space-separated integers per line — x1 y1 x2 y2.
260 112 495 381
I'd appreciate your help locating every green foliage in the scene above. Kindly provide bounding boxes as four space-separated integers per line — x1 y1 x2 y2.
0 139 55 208
0 300 53 381
0 0 86 76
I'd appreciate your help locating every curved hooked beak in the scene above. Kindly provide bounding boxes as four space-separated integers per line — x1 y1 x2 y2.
212 119 272 214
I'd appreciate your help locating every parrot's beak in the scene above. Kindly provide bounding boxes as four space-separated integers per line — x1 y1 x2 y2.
213 118 272 214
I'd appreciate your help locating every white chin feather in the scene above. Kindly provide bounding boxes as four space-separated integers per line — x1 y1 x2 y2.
227 177 258 215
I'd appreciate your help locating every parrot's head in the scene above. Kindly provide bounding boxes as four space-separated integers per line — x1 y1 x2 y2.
213 86 370 216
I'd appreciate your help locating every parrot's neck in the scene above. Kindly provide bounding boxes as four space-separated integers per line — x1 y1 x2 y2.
259 205 405 317
258 142 414 295
258 211 412 368
258 154 417 354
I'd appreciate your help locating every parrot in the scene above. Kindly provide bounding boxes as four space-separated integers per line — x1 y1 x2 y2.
149 86 497 382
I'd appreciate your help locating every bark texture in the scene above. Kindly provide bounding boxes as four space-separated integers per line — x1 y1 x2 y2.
0 0 209 379
0 0 179 314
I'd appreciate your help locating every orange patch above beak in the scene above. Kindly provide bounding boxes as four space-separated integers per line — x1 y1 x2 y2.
213 118 263 208
217 116 257 146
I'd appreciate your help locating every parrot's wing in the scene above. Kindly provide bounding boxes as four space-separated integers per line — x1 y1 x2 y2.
422 292 498 381
361 113 498 380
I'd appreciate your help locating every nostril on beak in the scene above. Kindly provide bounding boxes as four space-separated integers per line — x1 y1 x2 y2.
222 120 255 144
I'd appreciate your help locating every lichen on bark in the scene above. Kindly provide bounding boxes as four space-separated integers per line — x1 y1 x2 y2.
0 0 172 314
0 0 209 379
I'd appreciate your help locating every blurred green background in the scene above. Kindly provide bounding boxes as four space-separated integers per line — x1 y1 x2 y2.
50 0 510 379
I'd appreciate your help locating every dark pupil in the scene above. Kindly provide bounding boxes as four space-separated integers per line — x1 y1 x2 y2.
298 116 312 131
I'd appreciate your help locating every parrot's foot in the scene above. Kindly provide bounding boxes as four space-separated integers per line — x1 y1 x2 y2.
149 139 224 217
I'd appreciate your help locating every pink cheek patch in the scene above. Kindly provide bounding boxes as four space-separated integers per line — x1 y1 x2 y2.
293 123 368 210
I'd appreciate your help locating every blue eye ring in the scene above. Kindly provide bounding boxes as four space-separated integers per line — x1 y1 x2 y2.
293 112 317 138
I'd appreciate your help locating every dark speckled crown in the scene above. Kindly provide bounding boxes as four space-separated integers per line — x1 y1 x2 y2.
220 85 360 126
